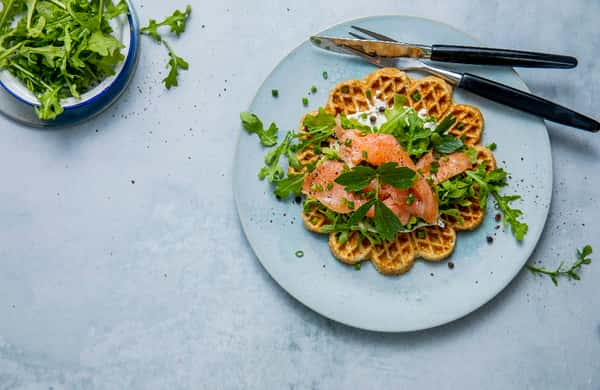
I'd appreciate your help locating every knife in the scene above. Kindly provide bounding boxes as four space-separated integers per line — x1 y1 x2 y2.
310 36 578 69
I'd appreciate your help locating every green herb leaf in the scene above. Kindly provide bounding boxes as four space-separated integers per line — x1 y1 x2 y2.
526 245 593 285
335 165 376 192
434 114 456 134
240 112 279 147
348 199 376 225
162 40 189 89
377 163 417 189
272 173 305 199
374 200 403 241
140 5 192 42
434 135 464 154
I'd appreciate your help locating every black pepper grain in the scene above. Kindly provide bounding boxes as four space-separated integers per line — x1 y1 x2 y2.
486 235 494 243
295 196 302 204
448 261 455 269
495 213 502 222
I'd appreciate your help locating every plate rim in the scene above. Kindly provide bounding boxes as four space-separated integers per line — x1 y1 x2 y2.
234 14 553 332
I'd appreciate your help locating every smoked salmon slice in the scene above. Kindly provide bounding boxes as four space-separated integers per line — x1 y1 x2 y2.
416 151 472 184
302 160 366 214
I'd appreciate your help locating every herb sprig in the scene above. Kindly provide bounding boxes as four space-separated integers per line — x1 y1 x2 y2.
527 245 593 286
335 164 417 240
140 5 191 89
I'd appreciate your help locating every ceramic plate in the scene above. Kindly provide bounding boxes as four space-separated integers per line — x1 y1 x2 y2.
234 16 552 332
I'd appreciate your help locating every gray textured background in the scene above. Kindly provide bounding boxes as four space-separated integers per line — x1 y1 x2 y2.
1 0 599 389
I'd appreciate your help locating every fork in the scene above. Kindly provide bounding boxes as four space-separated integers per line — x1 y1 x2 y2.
345 26 599 132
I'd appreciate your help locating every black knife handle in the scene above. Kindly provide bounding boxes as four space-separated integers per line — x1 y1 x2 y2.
431 45 577 69
458 73 599 132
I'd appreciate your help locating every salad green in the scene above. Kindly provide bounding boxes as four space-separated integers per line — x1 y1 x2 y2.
0 0 130 119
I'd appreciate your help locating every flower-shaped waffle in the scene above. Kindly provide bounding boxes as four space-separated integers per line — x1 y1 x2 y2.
295 68 496 275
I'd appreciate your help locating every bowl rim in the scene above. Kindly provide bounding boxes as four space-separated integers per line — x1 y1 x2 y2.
0 10 135 111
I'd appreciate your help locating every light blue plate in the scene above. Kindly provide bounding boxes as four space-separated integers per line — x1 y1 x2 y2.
234 16 552 332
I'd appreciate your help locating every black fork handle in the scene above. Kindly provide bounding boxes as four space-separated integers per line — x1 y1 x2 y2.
432 45 577 69
458 73 599 132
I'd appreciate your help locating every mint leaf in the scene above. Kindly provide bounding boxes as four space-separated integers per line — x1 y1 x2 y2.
348 199 376 225
434 135 463 154
335 166 376 192
377 163 417 189
374 200 403 241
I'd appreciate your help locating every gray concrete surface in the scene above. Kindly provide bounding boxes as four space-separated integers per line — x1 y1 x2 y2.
0 0 598 388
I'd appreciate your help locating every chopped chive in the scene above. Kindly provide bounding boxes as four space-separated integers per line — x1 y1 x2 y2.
344 138 352 146
341 86 349 94
354 263 362 270
411 92 421 102
406 193 415 205
302 97 309 106
486 142 497 151
271 89 279 97
310 85 317 93
456 122 465 130
326 182 334 190
361 150 368 159
360 113 368 120
416 230 425 239
322 71 328 80
366 90 372 98
295 250 304 258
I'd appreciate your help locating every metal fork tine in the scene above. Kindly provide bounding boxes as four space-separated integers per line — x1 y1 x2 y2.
348 32 369 40
350 25 398 42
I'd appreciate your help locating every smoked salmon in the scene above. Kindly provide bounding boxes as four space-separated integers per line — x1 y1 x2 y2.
303 126 440 225
416 151 472 184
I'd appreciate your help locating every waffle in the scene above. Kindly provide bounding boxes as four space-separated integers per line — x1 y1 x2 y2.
299 68 493 275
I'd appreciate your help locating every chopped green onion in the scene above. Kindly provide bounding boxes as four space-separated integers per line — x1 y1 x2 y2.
302 97 309 106
354 263 362 270
295 250 304 258
486 142 497 151
411 92 421 102
322 71 328 80
271 89 279 97
311 85 317 93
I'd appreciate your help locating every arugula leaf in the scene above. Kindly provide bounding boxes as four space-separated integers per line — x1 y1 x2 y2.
434 114 456 134
162 40 189 89
272 173 305 199
303 107 336 133
465 166 528 241
140 5 192 42
340 115 372 132
374 200 403 241
258 131 294 182
297 108 336 151
527 245 593 286
140 6 192 89
240 112 278 147
377 163 417 189
335 166 376 192
494 193 528 240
